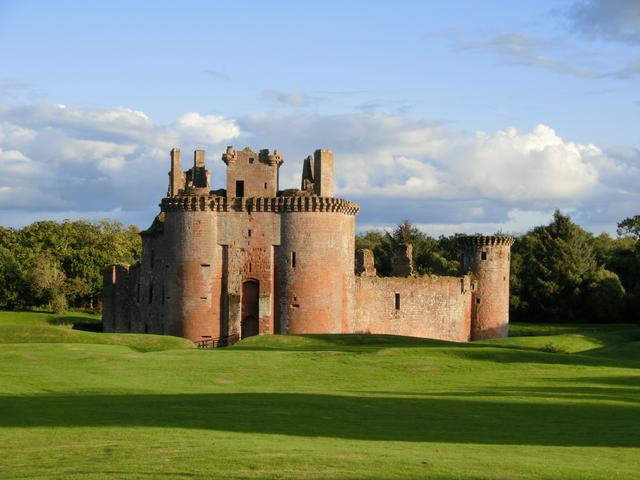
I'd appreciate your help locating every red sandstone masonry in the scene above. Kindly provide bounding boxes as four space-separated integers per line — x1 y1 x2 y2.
461 236 515 340
103 147 514 344
352 276 472 342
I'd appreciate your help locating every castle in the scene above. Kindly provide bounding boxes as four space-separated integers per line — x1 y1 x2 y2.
103 147 515 345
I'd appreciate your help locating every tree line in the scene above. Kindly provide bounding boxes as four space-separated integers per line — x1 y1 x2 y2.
356 212 640 324
0 212 638 323
0 220 141 313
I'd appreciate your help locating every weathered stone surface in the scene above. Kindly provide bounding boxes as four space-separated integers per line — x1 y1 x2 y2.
460 235 516 340
355 249 377 277
103 147 514 345
391 243 414 277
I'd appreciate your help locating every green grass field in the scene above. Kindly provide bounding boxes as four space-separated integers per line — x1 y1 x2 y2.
0 311 639 479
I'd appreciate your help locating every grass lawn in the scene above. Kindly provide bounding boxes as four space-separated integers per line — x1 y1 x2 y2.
0 311 639 479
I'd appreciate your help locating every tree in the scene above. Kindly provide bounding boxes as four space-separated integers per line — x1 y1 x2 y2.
617 215 640 240
0 219 142 312
512 210 624 323
25 252 67 314
355 220 460 277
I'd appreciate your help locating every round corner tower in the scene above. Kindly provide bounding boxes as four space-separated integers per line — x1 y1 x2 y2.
161 148 223 342
461 235 515 340
276 197 359 334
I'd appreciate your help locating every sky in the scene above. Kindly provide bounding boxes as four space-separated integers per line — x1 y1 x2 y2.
0 0 638 235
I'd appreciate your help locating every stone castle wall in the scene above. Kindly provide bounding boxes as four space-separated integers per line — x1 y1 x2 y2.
103 146 514 344
351 275 472 342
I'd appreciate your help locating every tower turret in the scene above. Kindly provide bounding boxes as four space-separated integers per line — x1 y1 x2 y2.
460 235 515 340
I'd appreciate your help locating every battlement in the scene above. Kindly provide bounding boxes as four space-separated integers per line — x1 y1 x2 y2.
222 146 284 167
160 194 359 215
460 235 516 247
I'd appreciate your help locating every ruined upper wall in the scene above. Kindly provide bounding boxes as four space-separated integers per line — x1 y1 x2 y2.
167 148 211 196
300 149 334 197
223 146 282 198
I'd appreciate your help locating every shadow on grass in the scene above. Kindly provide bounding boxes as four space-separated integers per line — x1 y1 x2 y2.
1 391 639 447
233 333 454 352
47 315 102 332
449 346 640 369
367 376 640 407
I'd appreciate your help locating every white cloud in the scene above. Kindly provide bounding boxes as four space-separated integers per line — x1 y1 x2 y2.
458 34 602 78
0 103 240 216
238 112 638 232
173 112 240 146
262 90 323 107
0 104 637 234
569 0 640 44
456 32 640 80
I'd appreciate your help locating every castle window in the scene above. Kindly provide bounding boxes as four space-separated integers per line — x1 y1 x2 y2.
201 263 210 267
264 182 267 189
291 251 296 268
481 251 487 260
248 229 251 237
395 293 401 310
236 180 244 197
249 262 252 273
148 284 154 304
476 298 481 304
249 157 254 164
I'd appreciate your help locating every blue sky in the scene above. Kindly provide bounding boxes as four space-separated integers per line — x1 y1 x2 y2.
0 0 638 234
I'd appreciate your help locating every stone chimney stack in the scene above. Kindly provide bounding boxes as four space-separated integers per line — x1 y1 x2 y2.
313 149 334 197
192 149 209 189
168 148 184 196
391 243 414 277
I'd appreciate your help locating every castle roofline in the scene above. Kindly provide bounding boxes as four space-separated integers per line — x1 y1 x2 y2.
459 235 516 247
160 194 359 215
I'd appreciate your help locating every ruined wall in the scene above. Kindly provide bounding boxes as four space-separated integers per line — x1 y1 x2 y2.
312 149 334 197
277 200 357 334
223 147 282 198
351 275 473 342
102 264 131 333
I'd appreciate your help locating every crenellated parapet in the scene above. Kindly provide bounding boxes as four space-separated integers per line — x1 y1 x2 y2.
160 194 360 215
222 146 284 167
460 235 516 247
161 194 228 212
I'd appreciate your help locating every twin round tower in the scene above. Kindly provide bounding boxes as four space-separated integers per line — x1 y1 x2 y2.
103 147 514 345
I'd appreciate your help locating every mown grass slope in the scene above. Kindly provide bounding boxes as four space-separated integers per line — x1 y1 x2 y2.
0 311 639 479
0 311 194 352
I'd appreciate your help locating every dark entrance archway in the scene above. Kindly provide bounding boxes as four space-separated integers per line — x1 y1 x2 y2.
241 280 259 339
